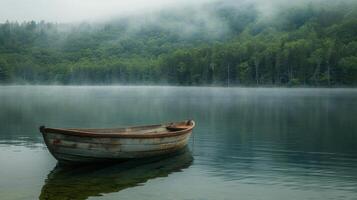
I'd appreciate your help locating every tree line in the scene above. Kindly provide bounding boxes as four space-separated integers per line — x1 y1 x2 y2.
0 1 356 86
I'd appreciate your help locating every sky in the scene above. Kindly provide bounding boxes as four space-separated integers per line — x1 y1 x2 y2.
0 0 345 23
0 0 216 23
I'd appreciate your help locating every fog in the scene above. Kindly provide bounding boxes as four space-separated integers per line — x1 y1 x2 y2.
0 0 353 38
0 0 216 23
1 0 353 23
0 0 356 86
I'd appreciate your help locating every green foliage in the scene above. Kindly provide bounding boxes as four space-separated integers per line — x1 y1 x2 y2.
0 58 9 83
338 56 357 84
0 1 356 86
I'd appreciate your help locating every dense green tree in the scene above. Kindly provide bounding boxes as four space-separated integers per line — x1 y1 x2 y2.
338 56 357 84
0 58 9 82
0 0 356 86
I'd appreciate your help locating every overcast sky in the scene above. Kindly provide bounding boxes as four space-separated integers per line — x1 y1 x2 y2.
0 0 216 23
0 0 342 23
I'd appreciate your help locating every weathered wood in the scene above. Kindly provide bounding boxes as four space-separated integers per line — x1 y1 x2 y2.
40 120 195 164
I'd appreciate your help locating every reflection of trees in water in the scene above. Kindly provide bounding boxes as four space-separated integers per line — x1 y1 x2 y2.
199 125 357 191
39 148 193 200
192 93 357 191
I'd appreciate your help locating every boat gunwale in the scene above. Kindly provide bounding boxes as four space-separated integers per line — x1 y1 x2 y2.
40 120 195 139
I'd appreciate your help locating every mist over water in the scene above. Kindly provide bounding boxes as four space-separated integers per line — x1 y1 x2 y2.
1 86 357 199
0 0 356 198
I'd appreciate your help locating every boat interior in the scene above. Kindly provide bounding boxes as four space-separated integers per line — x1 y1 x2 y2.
64 120 193 135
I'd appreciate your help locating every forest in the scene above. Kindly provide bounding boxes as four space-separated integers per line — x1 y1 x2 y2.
0 0 356 86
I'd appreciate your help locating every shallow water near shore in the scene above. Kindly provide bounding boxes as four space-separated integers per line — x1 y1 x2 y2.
1 86 357 200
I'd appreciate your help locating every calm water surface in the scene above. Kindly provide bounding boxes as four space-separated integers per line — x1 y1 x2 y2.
0 86 357 200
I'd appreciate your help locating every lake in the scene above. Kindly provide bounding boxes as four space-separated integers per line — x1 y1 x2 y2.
1 86 357 200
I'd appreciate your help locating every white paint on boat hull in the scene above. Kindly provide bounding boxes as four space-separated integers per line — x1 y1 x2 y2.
43 131 192 163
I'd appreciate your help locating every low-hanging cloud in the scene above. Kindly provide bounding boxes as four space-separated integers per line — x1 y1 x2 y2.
1 0 352 23
0 0 354 41
0 0 217 23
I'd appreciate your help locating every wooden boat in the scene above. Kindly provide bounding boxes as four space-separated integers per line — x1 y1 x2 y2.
39 120 195 164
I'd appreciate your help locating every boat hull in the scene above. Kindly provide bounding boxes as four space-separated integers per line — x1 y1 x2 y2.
41 122 193 164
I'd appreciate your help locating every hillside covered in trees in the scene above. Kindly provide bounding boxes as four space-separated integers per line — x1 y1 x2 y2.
0 0 356 86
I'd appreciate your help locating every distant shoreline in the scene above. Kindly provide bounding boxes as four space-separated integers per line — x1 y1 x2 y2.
1 84 356 89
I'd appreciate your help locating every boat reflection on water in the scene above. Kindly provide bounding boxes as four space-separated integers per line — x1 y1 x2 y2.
39 147 193 200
